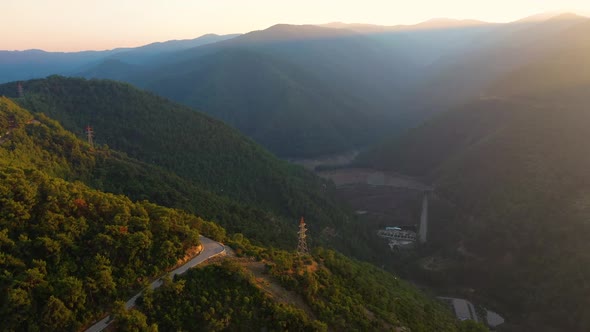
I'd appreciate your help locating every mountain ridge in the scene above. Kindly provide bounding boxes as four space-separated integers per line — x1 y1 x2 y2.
0 33 239 83
319 17 491 33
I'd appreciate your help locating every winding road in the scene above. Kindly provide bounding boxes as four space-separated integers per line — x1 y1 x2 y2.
84 236 226 332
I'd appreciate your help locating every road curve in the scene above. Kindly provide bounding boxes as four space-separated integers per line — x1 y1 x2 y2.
84 236 225 332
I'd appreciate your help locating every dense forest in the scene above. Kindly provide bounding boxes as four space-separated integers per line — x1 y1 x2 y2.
0 96 288 247
134 237 487 332
0 78 355 247
0 99 235 330
0 166 209 331
0 77 323 210
0 93 477 331
136 261 323 331
264 247 462 331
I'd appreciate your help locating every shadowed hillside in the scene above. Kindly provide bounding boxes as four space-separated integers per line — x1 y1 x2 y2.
85 24 415 158
359 19 590 331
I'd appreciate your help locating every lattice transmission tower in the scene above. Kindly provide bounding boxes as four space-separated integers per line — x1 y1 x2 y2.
297 217 309 255
85 125 94 149
17 82 24 98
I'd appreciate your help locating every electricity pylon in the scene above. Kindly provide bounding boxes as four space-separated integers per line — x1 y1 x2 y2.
297 217 309 255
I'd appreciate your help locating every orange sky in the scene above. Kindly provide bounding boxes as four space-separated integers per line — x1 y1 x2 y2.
2 0 590 51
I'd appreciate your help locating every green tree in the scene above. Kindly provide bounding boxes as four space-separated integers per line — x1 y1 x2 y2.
112 301 158 332
41 296 73 331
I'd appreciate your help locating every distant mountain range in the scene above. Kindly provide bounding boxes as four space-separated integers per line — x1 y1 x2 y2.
99 23 415 157
0 33 239 83
72 20 501 157
2 13 588 159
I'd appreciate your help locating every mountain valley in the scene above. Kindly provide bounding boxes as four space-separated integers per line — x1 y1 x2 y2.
2 9 590 332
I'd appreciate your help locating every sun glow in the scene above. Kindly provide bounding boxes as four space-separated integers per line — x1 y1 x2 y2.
2 0 589 51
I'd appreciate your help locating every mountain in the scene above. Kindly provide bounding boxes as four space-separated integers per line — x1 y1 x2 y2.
0 167 208 332
397 13 589 119
318 18 496 68
231 24 357 42
0 96 228 331
0 49 117 84
487 18 590 101
104 33 240 65
0 94 295 247
127 48 382 157
0 34 238 83
77 59 141 81
136 247 481 332
405 18 489 30
88 20 567 158
319 22 395 33
9 15 573 159
81 24 423 157
4 14 588 159
359 19 590 331
0 82 480 332
320 18 490 33
515 11 585 23
0 77 353 246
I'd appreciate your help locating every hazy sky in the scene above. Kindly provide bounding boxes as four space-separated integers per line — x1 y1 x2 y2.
3 0 590 51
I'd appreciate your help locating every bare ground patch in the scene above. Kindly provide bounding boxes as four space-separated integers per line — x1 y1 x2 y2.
236 258 317 320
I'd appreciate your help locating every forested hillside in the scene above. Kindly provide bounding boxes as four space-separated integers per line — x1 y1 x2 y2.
0 96 292 246
136 262 323 331
133 241 485 332
0 77 351 244
0 97 237 330
0 91 475 332
0 167 208 331
359 19 590 331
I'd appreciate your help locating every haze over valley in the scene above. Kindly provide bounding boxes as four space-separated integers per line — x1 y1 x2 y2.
2 2 590 331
